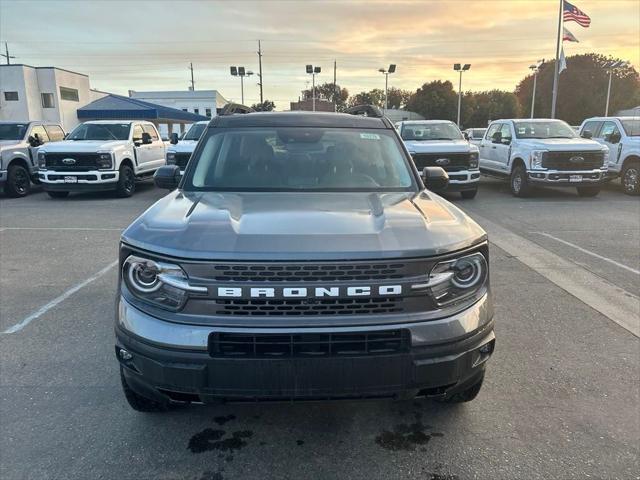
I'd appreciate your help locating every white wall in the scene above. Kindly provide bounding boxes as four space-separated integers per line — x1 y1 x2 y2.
0 65 31 121
129 90 228 118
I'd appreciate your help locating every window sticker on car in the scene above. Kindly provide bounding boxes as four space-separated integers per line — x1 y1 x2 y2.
360 133 380 140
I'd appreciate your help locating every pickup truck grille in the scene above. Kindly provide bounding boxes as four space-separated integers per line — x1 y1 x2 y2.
542 151 604 171
174 152 192 169
209 329 410 358
45 153 100 171
411 153 471 171
217 297 403 316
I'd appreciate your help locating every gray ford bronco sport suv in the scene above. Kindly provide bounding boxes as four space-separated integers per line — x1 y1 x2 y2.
116 105 495 411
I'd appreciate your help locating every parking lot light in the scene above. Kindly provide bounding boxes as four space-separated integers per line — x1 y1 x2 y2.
453 63 471 127
379 64 396 114
229 66 253 105
306 65 321 111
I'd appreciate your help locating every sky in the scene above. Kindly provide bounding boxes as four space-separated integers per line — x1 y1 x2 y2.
0 0 638 109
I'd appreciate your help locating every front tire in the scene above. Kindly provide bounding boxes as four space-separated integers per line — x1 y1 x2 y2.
115 164 135 198
510 165 530 197
47 191 69 199
5 164 31 197
460 188 478 199
576 186 600 197
436 375 484 404
621 160 639 195
120 368 168 413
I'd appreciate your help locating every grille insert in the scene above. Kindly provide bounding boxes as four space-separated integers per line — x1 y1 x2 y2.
411 153 471 170
209 263 407 282
209 329 410 358
45 153 101 171
542 151 604 171
174 152 192 168
217 297 404 316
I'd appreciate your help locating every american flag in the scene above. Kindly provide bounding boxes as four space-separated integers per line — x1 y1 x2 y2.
563 0 591 27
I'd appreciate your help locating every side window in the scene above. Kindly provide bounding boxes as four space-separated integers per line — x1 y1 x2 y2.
45 125 65 142
486 123 501 141
142 124 159 141
499 124 512 142
582 121 603 138
600 121 619 138
29 125 50 144
132 124 144 142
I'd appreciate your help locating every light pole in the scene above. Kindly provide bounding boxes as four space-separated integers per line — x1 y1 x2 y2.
378 64 396 113
604 60 628 116
529 59 544 119
306 65 321 111
230 66 253 105
453 63 471 127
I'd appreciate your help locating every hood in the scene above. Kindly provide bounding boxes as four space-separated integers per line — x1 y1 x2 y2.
0 140 24 151
122 191 486 261
167 140 198 154
517 138 605 151
40 140 127 153
404 139 475 153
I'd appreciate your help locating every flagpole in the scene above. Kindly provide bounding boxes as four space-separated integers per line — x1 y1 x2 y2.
551 0 564 118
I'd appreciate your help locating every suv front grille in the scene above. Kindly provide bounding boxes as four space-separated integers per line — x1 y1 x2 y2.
45 153 100 171
411 153 471 171
542 151 604 171
209 329 410 358
174 152 192 169
217 297 404 316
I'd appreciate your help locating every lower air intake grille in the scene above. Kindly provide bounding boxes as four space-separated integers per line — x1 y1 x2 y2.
209 329 410 358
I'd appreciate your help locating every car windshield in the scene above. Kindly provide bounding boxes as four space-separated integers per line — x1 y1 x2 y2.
184 127 415 192
67 123 131 141
514 121 577 139
621 119 640 136
183 123 207 141
471 129 486 139
401 123 463 141
0 123 28 141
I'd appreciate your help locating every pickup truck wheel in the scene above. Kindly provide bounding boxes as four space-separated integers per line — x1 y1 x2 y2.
510 165 530 197
120 368 169 412
115 164 135 198
576 186 601 197
460 188 478 199
5 164 31 197
47 191 69 199
621 161 639 195
435 375 484 404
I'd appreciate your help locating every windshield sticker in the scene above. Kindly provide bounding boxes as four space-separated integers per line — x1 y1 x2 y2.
360 133 380 140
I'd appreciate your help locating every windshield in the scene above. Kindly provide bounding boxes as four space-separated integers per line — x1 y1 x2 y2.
67 123 131 141
621 119 640 136
401 123 463 141
183 123 207 141
184 127 415 192
471 128 486 139
514 121 577 139
0 123 28 141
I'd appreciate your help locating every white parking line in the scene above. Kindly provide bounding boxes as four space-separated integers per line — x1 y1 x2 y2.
1 260 118 335
534 232 640 275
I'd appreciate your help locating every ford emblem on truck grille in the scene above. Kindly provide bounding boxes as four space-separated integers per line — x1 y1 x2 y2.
569 156 585 164
435 158 450 166
62 158 76 165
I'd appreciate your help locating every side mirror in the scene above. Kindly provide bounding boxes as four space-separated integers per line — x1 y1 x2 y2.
581 130 593 139
421 166 449 193
463 132 470 141
141 132 153 145
28 135 39 147
492 132 502 144
607 132 621 144
170 133 179 145
502 137 512 145
154 165 181 190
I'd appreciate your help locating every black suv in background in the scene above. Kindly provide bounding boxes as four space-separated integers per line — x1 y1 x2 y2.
115 106 495 411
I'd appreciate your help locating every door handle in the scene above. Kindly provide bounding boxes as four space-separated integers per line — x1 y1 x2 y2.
491 146 497 149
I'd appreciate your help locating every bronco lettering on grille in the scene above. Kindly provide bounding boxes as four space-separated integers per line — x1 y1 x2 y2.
216 285 402 298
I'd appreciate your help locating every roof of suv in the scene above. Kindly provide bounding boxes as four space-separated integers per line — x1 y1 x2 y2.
211 111 391 129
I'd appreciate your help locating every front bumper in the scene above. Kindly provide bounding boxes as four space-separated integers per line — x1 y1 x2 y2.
115 293 495 403
527 168 606 186
39 169 119 191
445 169 480 191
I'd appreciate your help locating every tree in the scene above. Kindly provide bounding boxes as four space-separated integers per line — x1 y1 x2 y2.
347 88 385 108
385 87 413 109
405 81 458 120
251 100 276 112
515 53 639 125
302 82 349 111
462 90 521 128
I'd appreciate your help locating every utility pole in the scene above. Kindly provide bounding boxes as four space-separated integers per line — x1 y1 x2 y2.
189 62 195 91
333 60 337 112
257 41 264 104
550 0 563 118
1 42 16 65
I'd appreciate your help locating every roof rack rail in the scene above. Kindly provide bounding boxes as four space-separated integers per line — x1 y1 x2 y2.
343 105 384 118
220 103 255 116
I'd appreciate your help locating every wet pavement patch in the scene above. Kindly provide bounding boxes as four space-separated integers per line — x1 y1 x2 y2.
198 470 224 480
296 440 304 446
213 414 236 426
188 429 254 454
375 413 444 451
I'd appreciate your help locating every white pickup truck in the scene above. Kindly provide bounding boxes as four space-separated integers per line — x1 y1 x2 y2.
479 119 609 197
579 116 639 195
398 120 480 198
38 120 166 198
0 121 66 197
165 120 208 173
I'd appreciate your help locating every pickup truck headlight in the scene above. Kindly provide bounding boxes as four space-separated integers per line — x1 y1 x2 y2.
469 151 479 169
38 151 47 169
530 150 547 169
122 255 206 311
166 152 176 164
601 149 610 169
96 152 113 170
425 252 488 307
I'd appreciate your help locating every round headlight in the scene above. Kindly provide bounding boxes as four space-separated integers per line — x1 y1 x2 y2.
451 255 484 288
124 258 162 293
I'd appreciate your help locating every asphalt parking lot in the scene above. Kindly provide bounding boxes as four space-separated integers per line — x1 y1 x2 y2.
1 178 638 480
